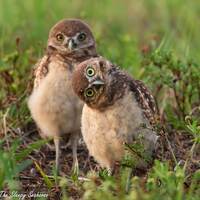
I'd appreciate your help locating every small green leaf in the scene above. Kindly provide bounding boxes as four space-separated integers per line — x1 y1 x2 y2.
34 161 53 189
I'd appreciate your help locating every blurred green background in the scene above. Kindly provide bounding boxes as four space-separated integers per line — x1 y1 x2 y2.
1 0 200 76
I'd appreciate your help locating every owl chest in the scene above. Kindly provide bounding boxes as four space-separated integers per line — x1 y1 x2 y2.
82 93 144 143
34 65 77 112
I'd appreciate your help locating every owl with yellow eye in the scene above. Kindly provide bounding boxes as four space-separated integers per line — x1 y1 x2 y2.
28 19 97 174
72 57 159 171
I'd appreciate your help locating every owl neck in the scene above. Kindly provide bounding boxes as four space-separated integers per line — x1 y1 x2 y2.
106 69 130 103
71 45 98 62
46 45 98 64
94 68 132 111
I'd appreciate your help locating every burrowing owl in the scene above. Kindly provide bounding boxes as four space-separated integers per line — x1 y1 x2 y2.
72 57 159 171
28 19 97 173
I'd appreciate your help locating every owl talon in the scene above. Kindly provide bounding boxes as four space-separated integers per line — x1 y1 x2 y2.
107 168 112 176
72 158 79 176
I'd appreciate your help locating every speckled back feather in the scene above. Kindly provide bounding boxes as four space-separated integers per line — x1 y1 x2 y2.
129 79 158 126
107 66 158 126
33 55 50 89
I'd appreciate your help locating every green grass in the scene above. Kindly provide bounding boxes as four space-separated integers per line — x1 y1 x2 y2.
0 0 200 199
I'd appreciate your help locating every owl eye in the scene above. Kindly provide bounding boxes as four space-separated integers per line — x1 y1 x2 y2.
56 33 64 41
77 32 86 41
85 88 95 98
86 66 95 77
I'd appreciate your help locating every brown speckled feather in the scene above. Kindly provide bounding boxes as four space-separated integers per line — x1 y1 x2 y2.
129 79 158 126
103 65 157 125
33 55 50 89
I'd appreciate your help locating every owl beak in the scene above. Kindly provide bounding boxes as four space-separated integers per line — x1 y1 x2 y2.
91 79 105 86
68 38 77 51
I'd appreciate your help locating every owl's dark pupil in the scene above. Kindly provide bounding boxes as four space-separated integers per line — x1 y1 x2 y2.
87 91 92 95
87 67 95 77
88 69 93 75
78 33 86 41
56 34 64 41
85 88 94 97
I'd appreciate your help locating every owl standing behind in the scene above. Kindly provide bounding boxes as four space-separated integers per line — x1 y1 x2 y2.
72 57 159 171
28 19 97 173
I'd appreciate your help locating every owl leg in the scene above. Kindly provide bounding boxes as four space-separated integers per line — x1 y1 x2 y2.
71 133 79 174
54 137 60 175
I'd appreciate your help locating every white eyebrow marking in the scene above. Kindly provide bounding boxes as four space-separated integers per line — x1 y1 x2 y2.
64 36 70 44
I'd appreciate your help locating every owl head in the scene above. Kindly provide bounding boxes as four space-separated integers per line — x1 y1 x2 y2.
47 19 97 59
72 57 118 109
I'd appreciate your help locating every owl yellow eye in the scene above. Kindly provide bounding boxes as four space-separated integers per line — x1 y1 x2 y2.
85 88 95 97
56 33 64 41
78 32 86 41
86 66 95 77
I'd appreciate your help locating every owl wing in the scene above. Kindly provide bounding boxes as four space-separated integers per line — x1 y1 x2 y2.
129 79 158 126
33 55 50 89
